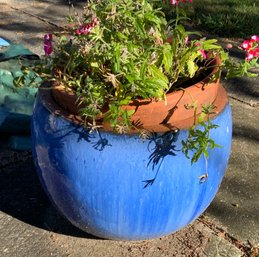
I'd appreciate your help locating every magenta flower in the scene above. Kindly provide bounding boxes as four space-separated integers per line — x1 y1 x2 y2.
200 49 207 59
44 34 53 56
76 24 94 35
241 40 252 50
251 35 259 42
240 35 259 61
75 17 100 36
196 42 207 59
246 48 259 61
246 50 256 61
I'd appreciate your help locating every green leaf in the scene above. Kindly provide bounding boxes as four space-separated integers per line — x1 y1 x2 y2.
162 44 173 73
140 60 148 79
112 44 121 72
149 64 169 87
145 78 167 95
90 62 99 68
202 39 222 50
176 24 186 35
117 32 128 41
144 12 164 26
59 35 67 43
187 60 198 78
125 74 136 83
126 109 135 116
134 17 145 36
119 96 132 105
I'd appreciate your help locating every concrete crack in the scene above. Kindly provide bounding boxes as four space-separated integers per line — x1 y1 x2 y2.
229 95 259 108
198 216 256 257
9 5 64 30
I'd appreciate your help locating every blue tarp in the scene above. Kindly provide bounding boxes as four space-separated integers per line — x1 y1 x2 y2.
0 37 10 47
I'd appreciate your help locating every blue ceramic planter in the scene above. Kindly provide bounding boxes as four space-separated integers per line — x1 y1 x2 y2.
31 90 232 240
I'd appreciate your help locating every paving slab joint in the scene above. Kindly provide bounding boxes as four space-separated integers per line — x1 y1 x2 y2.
6 4 64 29
198 216 257 257
228 95 259 108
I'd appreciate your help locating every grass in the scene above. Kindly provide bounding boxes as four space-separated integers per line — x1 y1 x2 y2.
186 0 259 38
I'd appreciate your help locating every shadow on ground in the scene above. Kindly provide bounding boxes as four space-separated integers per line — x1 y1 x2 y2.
0 139 98 239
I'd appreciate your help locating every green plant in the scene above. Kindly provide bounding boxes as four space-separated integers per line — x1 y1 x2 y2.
182 104 220 164
15 0 259 163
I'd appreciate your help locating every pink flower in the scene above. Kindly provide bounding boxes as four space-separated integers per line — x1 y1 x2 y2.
253 47 259 58
75 17 100 36
76 24 93 35
251 35 259 42
196 42 207 59
241 35 259 61
44 34 53 55
200 49 207 59
240 40 252 50
245 47 259 61
92 17 100 26
246 50 256 61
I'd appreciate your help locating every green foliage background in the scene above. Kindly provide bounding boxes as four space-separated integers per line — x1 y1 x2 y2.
188 0 259 38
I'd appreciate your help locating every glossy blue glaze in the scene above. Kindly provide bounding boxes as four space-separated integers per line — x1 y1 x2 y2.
31 94 232 240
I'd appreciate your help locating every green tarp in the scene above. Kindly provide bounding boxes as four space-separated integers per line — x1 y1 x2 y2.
0 43 41 150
